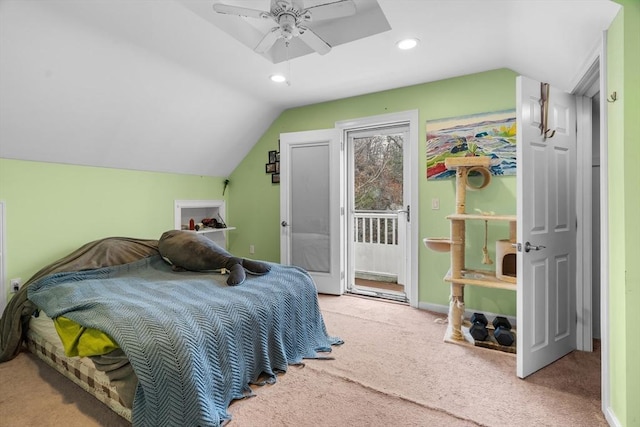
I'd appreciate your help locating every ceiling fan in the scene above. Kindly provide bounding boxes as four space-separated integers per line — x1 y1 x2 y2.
212 0 357 56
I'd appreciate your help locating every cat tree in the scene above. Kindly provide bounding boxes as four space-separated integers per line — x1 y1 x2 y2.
425 156 517 347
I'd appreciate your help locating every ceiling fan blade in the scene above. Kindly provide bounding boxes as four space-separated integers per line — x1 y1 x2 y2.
298 27 331 55
254 27 281 53
305 0 356 21
213 3 269 20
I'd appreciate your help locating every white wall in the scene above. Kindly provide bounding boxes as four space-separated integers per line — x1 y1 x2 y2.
0 1 274 177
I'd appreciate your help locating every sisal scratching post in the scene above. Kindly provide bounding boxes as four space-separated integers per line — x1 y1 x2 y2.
509 220 516 243
447 165 469 341
448 284 465 341
448 219 465 341
450 220 466 271
454 167 468 214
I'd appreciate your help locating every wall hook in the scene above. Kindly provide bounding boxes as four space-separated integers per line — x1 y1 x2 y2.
607 91 617 103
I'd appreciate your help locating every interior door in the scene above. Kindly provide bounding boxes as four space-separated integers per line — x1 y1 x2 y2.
516 76 577 378
279 128 343 295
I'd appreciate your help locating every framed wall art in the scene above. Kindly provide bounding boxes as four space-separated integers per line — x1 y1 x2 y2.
426 110 517 180
268 150 277 164
266 147 280 184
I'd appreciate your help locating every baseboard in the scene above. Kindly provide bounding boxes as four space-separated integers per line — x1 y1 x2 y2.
418 301 517 326
418 301 448 315
603 404 622 427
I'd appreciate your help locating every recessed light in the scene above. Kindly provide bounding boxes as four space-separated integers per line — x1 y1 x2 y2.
270 74 287 83
397 38 419 50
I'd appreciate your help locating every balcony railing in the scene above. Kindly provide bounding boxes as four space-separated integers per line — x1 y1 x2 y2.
353 211 400 279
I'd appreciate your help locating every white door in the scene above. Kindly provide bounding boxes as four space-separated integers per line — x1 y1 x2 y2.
516 76 577 378
279 129 343 295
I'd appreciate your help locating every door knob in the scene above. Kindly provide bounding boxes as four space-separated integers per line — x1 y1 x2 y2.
281 221 289 227
524 241 546 252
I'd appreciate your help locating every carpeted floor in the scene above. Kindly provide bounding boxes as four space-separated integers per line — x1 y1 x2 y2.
0 294 604 426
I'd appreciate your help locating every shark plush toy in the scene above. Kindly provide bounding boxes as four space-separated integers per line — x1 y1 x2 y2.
158 230 271 286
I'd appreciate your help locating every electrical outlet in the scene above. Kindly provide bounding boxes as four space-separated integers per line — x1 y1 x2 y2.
249 245 255 254
10 278 21 293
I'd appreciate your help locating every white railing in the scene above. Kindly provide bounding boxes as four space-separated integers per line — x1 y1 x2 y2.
353 211 399 278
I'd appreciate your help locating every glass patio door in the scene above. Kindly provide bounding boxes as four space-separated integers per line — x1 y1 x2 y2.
346 123 409 302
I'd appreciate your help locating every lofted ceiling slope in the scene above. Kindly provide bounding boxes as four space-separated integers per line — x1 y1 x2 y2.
0 0 620 177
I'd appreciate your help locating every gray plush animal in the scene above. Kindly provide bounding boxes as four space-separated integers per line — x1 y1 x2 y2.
158 230 271 286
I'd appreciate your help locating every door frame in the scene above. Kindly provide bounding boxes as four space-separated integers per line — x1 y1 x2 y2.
574 57 601 352
336 110 419 307
570 36 610 422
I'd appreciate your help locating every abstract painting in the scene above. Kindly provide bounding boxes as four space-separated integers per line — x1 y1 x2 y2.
426 110 517 180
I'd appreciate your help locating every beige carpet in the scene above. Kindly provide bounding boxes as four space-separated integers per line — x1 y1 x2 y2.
0 294 604 427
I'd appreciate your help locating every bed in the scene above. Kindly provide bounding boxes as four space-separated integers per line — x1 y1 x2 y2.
26 310 134 421
0 235 341 426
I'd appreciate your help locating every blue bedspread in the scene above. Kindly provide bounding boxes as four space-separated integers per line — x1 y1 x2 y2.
28 255 341 426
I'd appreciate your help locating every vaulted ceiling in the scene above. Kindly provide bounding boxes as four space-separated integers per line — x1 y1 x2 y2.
0 0 621 177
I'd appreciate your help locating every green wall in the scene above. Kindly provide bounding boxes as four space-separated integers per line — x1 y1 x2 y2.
228 68 518 315
608 1 640 426
0 159 225 296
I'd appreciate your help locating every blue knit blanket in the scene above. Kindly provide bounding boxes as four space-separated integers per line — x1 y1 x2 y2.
28 255 341 426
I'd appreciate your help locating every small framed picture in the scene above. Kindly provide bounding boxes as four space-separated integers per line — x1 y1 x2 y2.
276 161 280 173
276 152 280 161
265 163 277 174
268 150 277 164
272 173 280 184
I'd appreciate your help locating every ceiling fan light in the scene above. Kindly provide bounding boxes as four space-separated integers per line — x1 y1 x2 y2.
397 38 419 50
270 74 287 83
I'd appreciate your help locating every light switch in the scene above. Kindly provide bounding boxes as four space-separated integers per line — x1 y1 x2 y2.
431 198 440 210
